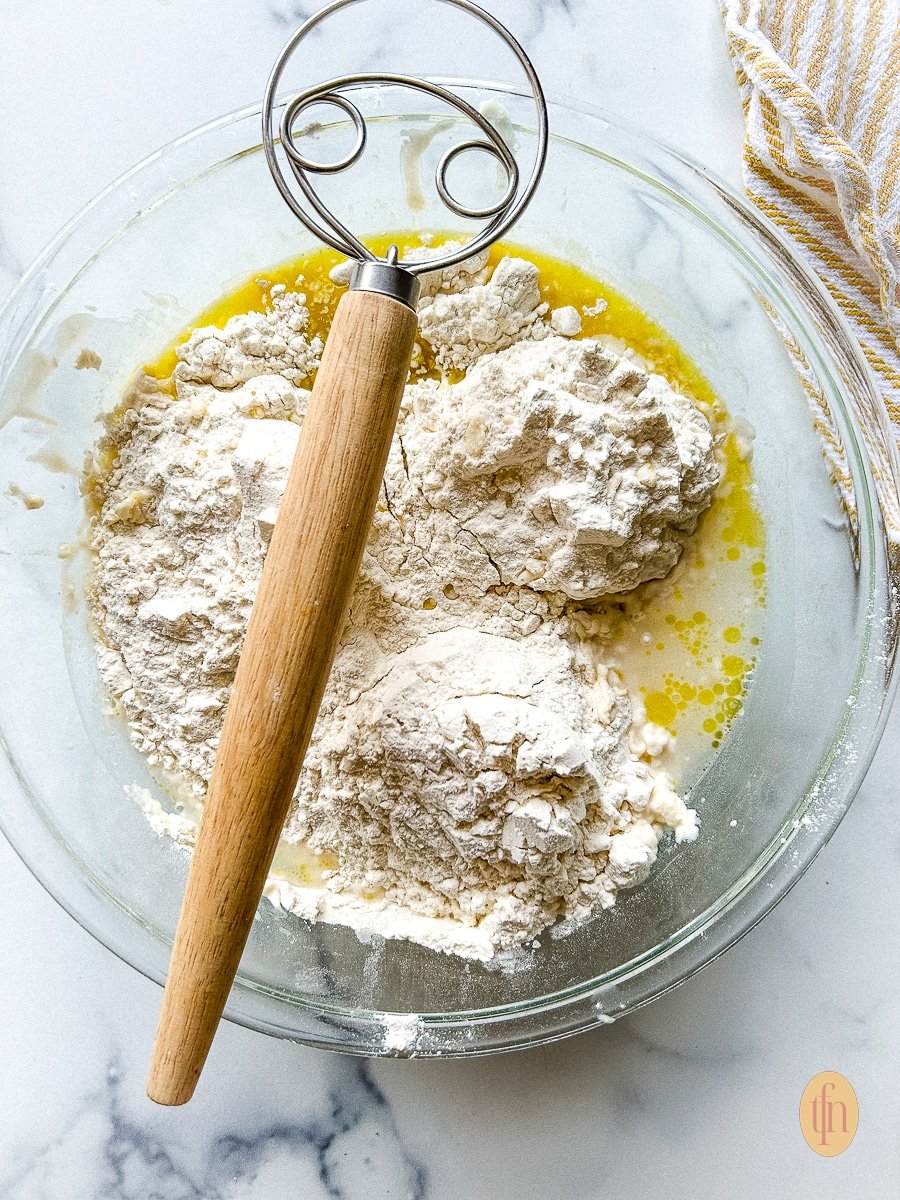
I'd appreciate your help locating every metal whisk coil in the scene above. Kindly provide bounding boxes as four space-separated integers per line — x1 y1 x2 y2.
261 0 548 275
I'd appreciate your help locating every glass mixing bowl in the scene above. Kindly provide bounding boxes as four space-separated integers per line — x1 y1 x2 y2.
1 85 897 1057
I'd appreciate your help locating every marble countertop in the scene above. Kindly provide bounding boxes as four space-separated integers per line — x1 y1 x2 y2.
1 1 897 1195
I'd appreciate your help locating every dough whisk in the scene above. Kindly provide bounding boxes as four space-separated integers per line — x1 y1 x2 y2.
148 0 547 1106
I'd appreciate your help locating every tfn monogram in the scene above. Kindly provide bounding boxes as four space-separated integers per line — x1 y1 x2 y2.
800 1072 858 1156
810 1079 849 1147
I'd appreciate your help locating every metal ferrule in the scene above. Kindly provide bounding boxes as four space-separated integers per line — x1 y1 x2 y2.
349 258 420 309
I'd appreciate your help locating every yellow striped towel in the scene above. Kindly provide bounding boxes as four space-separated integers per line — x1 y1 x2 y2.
720 0 900 539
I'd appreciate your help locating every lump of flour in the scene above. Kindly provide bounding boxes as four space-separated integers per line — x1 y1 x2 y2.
89 251 711 961
92 371 309 785
403 336 721 598
282 626 694 958
415 255 549 372
331 248 548 372
175 284 323 388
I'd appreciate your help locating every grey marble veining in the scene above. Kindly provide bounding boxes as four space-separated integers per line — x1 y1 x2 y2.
0 2 897 1197
4 1044 427 1196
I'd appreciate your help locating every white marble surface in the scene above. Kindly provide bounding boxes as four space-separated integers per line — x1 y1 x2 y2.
0 1 898 1195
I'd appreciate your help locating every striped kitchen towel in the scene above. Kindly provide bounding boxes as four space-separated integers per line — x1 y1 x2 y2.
720 0 900 540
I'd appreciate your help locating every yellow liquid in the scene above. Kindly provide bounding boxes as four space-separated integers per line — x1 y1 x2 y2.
137 235 766 769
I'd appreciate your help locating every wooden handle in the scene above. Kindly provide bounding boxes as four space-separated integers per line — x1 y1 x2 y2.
147 288 418 1105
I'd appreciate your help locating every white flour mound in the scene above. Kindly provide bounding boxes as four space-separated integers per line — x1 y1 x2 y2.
403 336 720 597
89 251 716 961
175 284 323 387
415 254 549 372
282 625 695 958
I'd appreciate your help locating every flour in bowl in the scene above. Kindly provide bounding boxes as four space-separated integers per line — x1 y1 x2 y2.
88 250 719 961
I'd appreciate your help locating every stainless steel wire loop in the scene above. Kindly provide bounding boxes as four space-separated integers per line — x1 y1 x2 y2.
261 0 548 275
